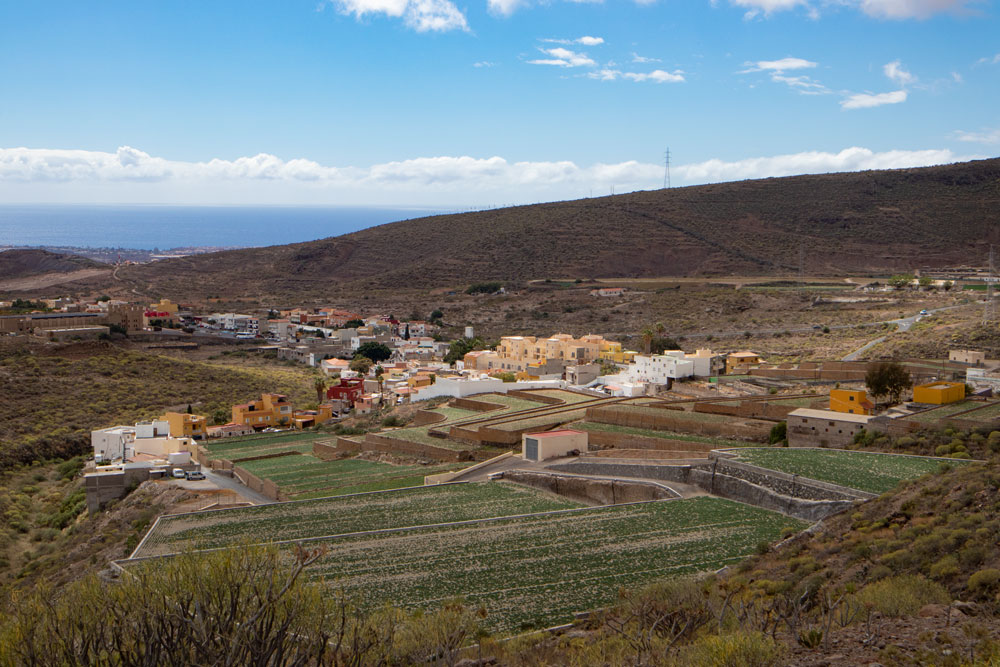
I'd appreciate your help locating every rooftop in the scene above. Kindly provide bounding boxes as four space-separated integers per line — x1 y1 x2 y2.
788 408 873 424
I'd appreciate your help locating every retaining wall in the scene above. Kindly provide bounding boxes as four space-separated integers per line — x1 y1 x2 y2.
586 430 718 452
707 455 873 501
232 466 283 501
506 389 563 405
503 470 678 506
548 461 858 521
586 406 771 442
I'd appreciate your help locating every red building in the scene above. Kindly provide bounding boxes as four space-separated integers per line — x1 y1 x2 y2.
326 378 365 406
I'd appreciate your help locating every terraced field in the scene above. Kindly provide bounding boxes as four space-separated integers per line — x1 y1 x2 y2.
303 497 805 632
238 456 458 499
204 431 324 461
384 394 548 449
730 448 973 494
133 482 584 558
608 404 759 423
943 401 1000 423
905 401 981 424
529 389 599 404
575 422 750 447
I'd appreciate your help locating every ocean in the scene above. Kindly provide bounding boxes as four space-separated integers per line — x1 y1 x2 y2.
0 204 452 250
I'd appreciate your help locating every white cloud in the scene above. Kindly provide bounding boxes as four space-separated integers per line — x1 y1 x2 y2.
0 145 974 205
576 35 604 46
331 0 468 31
528 47 596 67
976 53 1000 65
675 146 966 182
743 57 817 71
632 53 661 64
952 128 1000 144
723 0 972 18
473 61 495 67
841 89 908 109
487 0 527 14
740 57 828 93
883 60 916 86
857 0 973 19
588 68 685 82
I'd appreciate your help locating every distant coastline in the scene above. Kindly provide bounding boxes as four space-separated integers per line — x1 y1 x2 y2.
0 244 239 264
0 204 452 251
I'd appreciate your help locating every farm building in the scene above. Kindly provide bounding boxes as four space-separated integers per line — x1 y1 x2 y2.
829 389 874 415
522 429 589 461
786 408 873 448
913 381 965 405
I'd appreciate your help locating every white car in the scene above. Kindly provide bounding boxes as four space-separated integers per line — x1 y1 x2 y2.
172 468 186 479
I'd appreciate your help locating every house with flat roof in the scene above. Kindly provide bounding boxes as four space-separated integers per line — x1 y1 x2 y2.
786 408 872 448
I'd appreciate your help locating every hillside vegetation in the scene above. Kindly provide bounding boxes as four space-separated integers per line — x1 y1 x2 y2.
0 340 316 469
110 158 1000 300
0 248 103 279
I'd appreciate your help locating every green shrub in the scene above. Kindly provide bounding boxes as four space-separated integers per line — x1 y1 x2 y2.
929 555 961 580
681 631 784 667
966 568 1000 600
855 575 950 617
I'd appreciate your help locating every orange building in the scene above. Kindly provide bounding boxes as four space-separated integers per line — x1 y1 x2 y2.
829 389 874 415
913 381 966 405
232 393 294 430
161 411 209 439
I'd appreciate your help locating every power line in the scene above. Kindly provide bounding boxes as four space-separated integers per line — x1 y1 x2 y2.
663 147 671 189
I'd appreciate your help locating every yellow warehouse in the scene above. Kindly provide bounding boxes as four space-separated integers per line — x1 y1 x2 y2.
912 381 965 405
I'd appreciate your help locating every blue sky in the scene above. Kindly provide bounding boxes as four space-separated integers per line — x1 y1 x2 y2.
0 0 997 205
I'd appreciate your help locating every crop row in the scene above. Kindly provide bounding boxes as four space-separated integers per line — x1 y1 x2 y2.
731 447 972 494
135 482 583 558
300 496 804 632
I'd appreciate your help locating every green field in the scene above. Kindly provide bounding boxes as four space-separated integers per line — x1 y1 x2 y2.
603 404 759 424
205 431 325 461
237 455 458 499
301 497 805 632
529 389 599 404
575 422 750 447
133 482 584 558
945 401 1000 423
730 448 971 494
384 395 545 449
486 408 591 432
904 400 981 424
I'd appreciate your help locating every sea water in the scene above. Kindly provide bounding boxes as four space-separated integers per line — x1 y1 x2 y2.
0 204 450 250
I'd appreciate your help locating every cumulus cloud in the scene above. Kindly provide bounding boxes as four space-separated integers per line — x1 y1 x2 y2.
722 0 972 18
588 68 685 82
840 90 908 109
883 60 916 85
952 128 1000 144
330 0 468 31
740 57 828 94
0 145 974 207
528 47 596 67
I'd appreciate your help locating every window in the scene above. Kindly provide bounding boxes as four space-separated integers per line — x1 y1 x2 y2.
849 395 855 401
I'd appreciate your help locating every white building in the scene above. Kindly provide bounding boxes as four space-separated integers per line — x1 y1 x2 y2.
92 420 192 463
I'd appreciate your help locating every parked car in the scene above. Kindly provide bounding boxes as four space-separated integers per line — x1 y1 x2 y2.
919 309 929 315
185 471 206 481
172 468 186 479
487 472 504 481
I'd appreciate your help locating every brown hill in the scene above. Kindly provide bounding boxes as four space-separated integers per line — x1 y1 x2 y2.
0 248 103 279
115 157 1000 300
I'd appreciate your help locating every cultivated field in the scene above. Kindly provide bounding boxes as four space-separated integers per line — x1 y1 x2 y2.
575 422 750 448
729 448 973 494
133 482 584 558
301 497 805 632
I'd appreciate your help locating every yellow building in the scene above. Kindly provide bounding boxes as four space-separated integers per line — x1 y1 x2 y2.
598 340 637 364
407 374 435 388
494 333 621 372
726 351 762 374
149 298 179 315
161 412 208 439
232 393 294 430
913 381 966 405
830 389 874 415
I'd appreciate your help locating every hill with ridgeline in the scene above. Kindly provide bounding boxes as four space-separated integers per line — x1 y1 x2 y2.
105 157 1000 300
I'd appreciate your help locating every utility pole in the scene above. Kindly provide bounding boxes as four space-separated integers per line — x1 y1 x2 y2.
663 147 671 189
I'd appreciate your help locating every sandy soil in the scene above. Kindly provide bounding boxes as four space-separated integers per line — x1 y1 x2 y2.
0 267 112 291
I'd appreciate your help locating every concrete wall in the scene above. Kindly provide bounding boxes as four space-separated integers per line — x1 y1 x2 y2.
586 430 719 452
232 466 283 501
84 468 156 513
548 461 860 521
503 471 678 506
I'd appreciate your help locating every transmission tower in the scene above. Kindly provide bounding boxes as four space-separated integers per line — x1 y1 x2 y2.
663 148 671 189
985 246 996 323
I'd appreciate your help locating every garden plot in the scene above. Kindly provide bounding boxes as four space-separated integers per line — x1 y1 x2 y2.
729 448 973 495
575 422 749 448
134 482 583 558
238 456 458 499
304 497 805 632
205 431 325 461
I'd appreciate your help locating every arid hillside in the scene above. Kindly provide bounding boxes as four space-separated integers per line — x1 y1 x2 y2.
100 157 1000 301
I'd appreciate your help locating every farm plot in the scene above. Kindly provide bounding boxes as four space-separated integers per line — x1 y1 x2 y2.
384 396 545 449
529 389 599 405
134 482 584 558
941 401 1000 423
238 456 459 499
575 422 750 448
303 496 805 633
904 401 981 424
204 431 325 461
486 408 590 432
609 405 755 423
730 448 973 495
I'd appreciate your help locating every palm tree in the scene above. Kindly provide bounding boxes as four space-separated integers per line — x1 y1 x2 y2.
313 377 327 404
641 328 655 355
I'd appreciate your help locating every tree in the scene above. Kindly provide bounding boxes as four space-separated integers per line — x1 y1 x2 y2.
350 355 373 375
888 274 914 290
356 342 392 363
343 319 364 329
918 276 933 289
866 361 912 408
313 377 327 404
641 328 655 355
942 280 954 292
444 337 486 365
430 309 443 320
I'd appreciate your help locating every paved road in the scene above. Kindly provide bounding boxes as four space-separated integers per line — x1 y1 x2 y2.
840 304 965 361
202 469 276 505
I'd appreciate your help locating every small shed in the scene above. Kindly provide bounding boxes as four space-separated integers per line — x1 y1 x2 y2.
522 429 588 462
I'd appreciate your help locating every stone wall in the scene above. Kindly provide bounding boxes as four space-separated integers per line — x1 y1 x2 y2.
586 406 771 441
586 430 718 452
232 466 283 501
548 461 860 522
708 456 872 501
503 470 678 506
